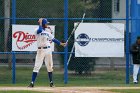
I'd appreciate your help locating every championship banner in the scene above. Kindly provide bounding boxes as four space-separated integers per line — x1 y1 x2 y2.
75 23 124 57
12 25 55 51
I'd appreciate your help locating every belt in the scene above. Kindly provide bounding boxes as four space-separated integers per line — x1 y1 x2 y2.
38 46 50 49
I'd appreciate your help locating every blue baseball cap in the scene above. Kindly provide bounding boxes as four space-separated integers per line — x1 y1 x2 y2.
42 18 50 25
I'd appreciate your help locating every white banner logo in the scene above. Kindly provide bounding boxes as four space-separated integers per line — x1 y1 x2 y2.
12 25 55 51
75 23 124 57
13 31 36 50
76 33 90 46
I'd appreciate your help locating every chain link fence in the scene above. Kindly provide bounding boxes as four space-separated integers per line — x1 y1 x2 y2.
67 0 127 85
0 0 130 86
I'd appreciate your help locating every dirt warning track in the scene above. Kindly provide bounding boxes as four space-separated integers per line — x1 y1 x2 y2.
0 86 140 93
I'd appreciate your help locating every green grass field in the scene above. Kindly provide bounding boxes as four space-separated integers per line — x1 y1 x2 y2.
0 66 140 93
0 66 138 86
108 89 140 93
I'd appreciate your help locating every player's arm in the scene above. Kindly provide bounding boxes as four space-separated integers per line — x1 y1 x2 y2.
52 38 66 47
37 18 43 34
37 26 43 34
52 38 60 45
49 33 66 47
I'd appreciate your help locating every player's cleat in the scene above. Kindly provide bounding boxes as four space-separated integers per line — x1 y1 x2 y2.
28 83 34 87
134 82 138 84
50 82 55 87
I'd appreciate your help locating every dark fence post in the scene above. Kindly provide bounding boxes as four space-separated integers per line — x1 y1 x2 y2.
64 0 68 84
12 52 16 84
12 0 16 84
126 0 130 84
12 0 16 24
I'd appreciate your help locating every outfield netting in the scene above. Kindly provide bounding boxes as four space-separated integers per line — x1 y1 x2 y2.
0 0 131 86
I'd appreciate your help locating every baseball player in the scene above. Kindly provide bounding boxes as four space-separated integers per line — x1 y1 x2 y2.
130 36 140 84
28 18 66 87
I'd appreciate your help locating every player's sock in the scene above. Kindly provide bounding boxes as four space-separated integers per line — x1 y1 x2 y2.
48 72 53 83
31 72 37 83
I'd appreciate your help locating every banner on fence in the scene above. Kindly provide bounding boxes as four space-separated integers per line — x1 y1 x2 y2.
75 23 124 57
12 25 55 51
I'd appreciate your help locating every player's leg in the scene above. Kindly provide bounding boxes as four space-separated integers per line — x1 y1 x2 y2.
44 50 54 87
133 64 140 84
28 50 45 87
